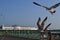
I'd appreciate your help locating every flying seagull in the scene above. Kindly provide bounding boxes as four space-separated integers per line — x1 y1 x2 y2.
37 17 51 32
33 2 60 15
37 17 48 31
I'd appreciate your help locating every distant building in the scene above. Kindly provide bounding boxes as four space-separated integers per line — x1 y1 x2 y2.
0 25 38 30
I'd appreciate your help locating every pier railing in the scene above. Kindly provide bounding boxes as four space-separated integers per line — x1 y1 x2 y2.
0 30 48 40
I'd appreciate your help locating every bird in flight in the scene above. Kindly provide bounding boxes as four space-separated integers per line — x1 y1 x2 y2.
33 2 60 15
37 17 51 32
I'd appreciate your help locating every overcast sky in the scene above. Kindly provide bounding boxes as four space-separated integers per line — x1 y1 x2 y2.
0 0 60 29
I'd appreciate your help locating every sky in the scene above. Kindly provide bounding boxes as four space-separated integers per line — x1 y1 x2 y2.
0 0 60 29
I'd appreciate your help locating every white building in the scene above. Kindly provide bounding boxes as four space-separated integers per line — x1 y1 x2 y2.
2 25 38 30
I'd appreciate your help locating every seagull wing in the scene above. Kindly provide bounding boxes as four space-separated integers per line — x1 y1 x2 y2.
33 2 49 10
41 17 47 27
37 17 43 30
44 23 52 32
50 2 60 9
33 2 42 6
37 17 41 28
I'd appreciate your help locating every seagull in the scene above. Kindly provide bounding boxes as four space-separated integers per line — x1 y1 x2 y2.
33 2 60 15
37 17 51 32
37 17 48 31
